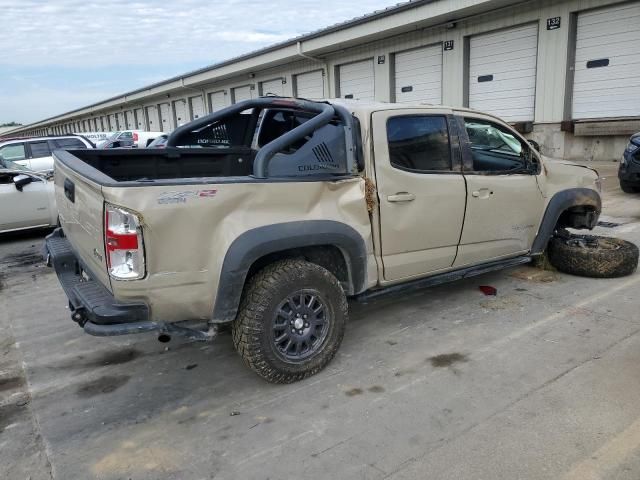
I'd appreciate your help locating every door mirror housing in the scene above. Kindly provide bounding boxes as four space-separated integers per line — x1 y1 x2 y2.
13 174 33 192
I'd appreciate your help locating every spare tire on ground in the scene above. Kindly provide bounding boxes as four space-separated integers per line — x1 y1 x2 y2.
547 234 639 278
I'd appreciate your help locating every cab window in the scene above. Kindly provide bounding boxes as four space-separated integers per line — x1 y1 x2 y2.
386 115 451 172
464 118 531 173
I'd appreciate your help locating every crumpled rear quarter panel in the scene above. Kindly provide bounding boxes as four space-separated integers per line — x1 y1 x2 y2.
101 177 373 323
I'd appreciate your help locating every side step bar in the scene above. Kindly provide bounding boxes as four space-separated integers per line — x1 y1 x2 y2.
355 256 531 303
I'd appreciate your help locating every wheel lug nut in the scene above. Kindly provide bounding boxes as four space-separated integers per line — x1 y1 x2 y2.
305 323 309 327
303 314 307 319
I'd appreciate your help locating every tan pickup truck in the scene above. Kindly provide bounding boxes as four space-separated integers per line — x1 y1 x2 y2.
45 97 617 383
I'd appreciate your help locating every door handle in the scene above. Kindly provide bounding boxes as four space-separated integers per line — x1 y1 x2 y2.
387 192 416 203
471 188 493 199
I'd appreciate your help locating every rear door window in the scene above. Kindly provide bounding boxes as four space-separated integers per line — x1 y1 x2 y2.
386 115 452 172
28 141 52 158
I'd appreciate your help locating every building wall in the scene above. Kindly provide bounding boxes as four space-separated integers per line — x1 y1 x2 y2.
11 0 639 161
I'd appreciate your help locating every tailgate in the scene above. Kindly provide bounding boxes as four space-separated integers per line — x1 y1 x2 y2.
54 154 112 291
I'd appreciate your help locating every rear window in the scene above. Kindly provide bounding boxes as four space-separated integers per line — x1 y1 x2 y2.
53 138 87 149
29 141 51 158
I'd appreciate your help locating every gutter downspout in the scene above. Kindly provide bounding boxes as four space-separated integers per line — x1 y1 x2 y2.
181 77 210 115
296 41 330 97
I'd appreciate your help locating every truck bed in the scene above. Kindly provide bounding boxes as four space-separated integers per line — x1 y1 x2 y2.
59 148 256 182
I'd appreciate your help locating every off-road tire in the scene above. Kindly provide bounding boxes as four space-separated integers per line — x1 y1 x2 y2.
232 259 347 383
620 180 640 194
547 234 639 278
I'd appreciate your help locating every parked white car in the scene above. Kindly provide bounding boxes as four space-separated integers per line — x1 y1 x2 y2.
0 166 57 233
0 135 94 173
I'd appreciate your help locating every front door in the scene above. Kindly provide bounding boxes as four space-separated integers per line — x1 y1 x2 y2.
372 109 466 282
454 114 544 267
0 172 51 231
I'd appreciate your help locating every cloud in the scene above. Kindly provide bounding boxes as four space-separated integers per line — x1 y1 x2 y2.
0 0 395 123
0 0 395 67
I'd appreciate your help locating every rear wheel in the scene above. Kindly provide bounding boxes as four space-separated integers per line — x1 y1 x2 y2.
620 180 640 194
547 234 638 278
232 259 347 383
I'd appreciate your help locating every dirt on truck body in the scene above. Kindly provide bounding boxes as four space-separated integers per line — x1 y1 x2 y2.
44 96 635 383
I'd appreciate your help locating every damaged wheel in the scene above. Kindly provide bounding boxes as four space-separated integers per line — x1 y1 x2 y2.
232 259 347 383
547 234 639 278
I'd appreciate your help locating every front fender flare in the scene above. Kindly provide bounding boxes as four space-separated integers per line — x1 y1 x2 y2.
531 188 601 254
212 220 368 323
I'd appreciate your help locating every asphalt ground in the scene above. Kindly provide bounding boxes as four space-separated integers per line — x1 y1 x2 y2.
1 161 640 480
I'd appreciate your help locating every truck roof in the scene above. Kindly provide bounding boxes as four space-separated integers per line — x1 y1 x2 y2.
324 98 505 120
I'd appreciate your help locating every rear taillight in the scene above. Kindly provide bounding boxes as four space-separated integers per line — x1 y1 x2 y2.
104 203 145 280
133 132 139 142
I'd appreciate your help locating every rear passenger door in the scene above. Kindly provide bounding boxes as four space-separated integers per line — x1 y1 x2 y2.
372 109 466 282
453 114 544 267
26 141 53 171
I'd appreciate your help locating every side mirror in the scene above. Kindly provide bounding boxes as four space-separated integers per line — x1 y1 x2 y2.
528 139 541 153
13 174 33 192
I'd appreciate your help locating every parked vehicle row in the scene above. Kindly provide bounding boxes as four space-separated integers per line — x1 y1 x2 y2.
0 135 94 172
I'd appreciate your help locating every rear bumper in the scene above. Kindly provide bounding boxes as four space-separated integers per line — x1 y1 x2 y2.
43 228 152 335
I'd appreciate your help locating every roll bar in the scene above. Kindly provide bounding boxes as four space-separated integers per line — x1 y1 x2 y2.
165 97 360 178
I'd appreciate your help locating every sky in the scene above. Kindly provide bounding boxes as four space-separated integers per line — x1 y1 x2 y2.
0 0 397 125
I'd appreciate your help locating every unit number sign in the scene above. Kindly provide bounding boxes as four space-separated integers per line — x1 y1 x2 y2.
546 17 561 30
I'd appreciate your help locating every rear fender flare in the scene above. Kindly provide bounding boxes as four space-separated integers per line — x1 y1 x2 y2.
212 220 368 323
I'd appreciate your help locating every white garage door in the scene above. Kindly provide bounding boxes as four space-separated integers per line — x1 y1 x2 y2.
261 78 285 96
173 99 188 127
116 112 125 130
125 111 135 130
108 114 117 131
572 2 640 119
209 91 227 112
295 70 324 99
189 95 205 119
394 45 442 104
159 103 174 131
134 108 145 130
233 85 254 103
469 24 538 122
145 106 160 131
338 59 375 100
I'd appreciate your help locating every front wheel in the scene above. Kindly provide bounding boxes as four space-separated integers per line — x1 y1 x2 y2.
547 234 639 278
232 259 347 383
